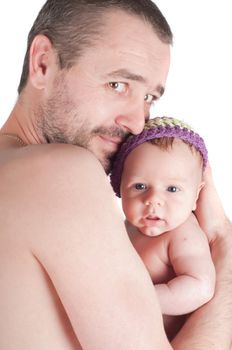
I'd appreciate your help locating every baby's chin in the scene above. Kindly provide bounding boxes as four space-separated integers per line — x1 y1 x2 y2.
139 226 166 237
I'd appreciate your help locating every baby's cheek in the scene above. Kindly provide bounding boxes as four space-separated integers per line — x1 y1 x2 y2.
123 201 138 223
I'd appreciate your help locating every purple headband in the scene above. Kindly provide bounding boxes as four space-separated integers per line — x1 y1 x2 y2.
110 117 208 197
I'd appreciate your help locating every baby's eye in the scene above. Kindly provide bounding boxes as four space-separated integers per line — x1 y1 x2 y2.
167 186 180 193
134 183 147 191
144 94 157 104
108 82 127 93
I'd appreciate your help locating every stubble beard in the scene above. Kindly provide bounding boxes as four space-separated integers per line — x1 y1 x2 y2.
35 95 127 174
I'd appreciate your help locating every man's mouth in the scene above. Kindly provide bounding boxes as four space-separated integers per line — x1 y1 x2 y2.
100 135 122 145
98 135 124 153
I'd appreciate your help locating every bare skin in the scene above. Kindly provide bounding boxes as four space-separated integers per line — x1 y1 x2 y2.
0 8 232 350
120 141 215 316
0 143 169 349
173 166 232 349
0 10 171 350
128 214 215 315
1 144 231 350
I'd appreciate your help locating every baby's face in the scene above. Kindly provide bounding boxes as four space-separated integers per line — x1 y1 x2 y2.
120 140 204 236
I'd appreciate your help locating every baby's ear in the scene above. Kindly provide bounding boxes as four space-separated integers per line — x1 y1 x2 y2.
192 181 205 211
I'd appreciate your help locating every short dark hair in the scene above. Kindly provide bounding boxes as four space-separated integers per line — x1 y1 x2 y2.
17 0 173 94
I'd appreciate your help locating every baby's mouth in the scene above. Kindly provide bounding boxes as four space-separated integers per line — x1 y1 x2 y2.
142 215 165 227
142 214 166 227
146 215 161 221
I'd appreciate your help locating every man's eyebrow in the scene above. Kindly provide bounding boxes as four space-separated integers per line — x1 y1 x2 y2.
106 68 165 97
107 69 146 83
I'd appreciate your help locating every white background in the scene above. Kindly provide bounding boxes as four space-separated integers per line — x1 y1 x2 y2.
0 1 231 219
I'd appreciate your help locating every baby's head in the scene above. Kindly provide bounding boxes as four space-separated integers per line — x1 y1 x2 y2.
110 117 208 236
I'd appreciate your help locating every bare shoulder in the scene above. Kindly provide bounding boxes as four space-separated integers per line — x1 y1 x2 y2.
0 143 109 198
0 143 131 301
0 143 105 180
168 214 211 260
0 144 117 247
170 214 208 241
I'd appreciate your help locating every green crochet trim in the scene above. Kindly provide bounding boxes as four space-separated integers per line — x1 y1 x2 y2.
144 117 193 131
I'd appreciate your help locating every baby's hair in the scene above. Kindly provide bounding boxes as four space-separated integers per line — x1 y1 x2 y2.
145 118 203 159
149 136 197 153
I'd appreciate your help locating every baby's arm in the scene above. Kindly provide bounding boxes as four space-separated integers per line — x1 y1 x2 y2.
155 213 216 315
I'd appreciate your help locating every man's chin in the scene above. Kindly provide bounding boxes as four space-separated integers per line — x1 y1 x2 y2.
91 153 110 174
87 143 115 174
99 152 116 175
101 158 111 175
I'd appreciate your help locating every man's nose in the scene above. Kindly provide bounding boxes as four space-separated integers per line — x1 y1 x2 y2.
115 102 148 135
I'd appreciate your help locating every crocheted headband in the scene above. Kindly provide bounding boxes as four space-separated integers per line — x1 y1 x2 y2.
110 117 208 197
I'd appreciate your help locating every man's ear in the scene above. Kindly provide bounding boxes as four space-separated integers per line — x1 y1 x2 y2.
29 34 58 90
192 181 205 211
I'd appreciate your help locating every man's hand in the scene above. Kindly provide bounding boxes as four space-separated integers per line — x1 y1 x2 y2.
194 163 228 243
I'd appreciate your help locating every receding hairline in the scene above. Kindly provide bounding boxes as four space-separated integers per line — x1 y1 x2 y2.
96 7 173 45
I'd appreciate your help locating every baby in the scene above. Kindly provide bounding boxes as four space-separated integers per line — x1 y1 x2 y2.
110 117 215 318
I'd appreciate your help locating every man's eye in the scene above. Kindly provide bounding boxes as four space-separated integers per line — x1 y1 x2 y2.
134 183 147 190
109 82 127 93
144 94 157 104
167 186 179 193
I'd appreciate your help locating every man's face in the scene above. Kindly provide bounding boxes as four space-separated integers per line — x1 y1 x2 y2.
38 11 170 172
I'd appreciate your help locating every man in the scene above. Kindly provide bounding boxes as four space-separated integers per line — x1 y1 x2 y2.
0 1 231 349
